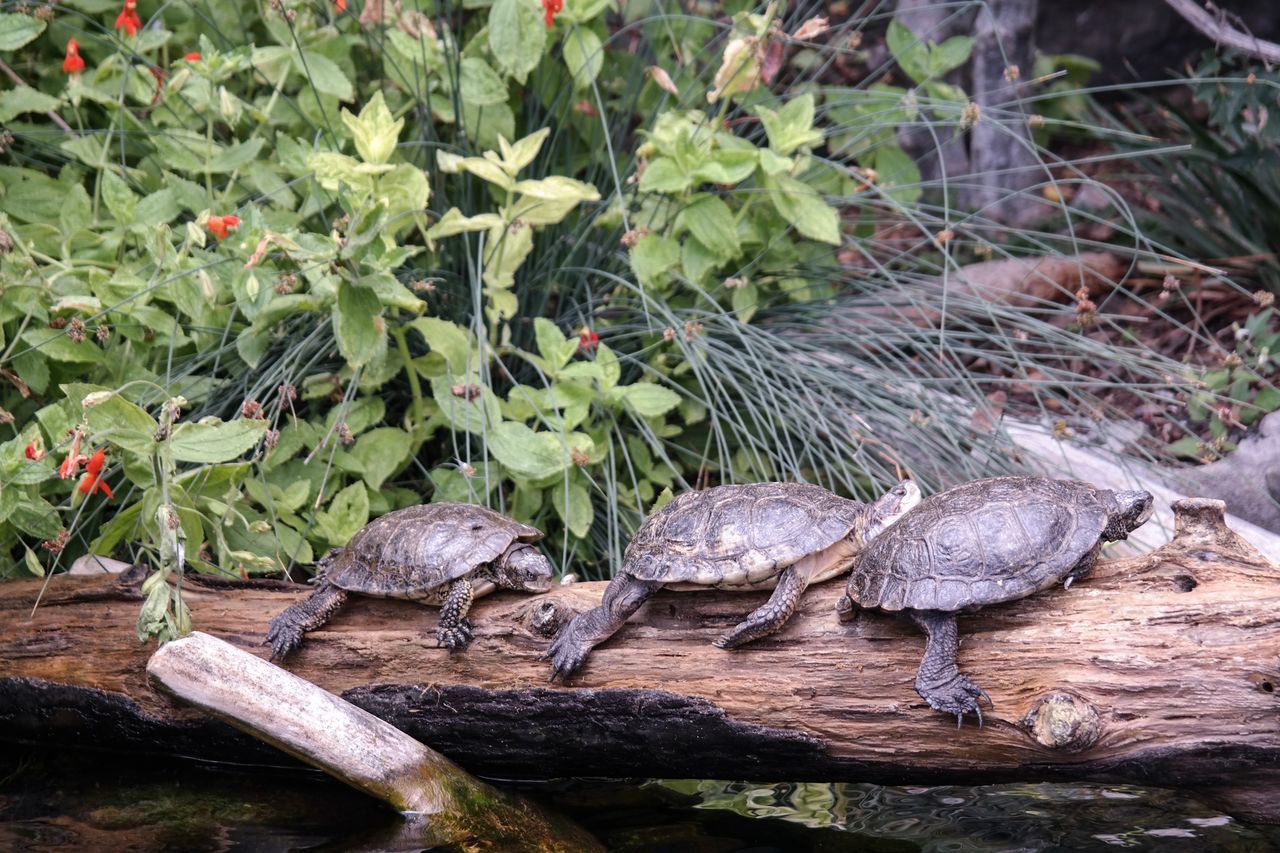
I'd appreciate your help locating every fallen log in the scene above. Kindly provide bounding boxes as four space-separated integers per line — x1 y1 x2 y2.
2 498 1279 824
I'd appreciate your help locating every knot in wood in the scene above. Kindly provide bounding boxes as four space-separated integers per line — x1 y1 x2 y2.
1168 498 1256 558
1021 691 1102 752
528 600 568 638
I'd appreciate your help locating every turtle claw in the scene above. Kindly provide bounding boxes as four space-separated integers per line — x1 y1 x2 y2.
435 618 474 650
919 674 993 728
544 628 589 683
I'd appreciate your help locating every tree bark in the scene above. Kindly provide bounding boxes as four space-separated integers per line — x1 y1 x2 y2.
965 0 1042 221
2 499 1279 822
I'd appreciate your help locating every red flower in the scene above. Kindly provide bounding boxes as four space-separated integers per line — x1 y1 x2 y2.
335 0 346 10
541 0 562 28
24 440 44 461
62 39 86 75
578 326 599 354
59 431 84 479
78 448 114 499
115 0 142 36
183 52 201 62
207 214 241 241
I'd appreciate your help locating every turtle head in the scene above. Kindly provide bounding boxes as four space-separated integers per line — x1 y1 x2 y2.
495 543 555 593
1103 489 1154 541
861 478 922 543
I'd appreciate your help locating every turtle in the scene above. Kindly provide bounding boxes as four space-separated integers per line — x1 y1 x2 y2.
545 479 922 682
266 502 553 659
835 475 1154 725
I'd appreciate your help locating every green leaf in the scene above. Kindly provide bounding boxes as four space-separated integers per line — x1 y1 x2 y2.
0 13 46 50
170 418 269 463
552 480 593 538
298 51 354 100
563 27 604 90
10 496 63 539
499 128 550 174
631 234 681 286
930 35 974 76
1165 435 1203 460
21 329 100 364
210 138 266 173
677 194 740 260
871 144 923 205
431 375 502 434
133 188 181 228
459 57 508 106
617 383 681 417
680 236 719 285
534 318 573 370
731 279 759 323
596 343 621 391
70 386 160 456
764 173 841 245
489 0 547 81
425 208 504 248
101 170 138 226
333 282 387 368
1253 384 1280 413
651 486 675 513
351 427 412 490
0 85 59 123
486 421 591 481
436 151 515 190
410 317 475 373
508 176 601 225
638 157 691 194
315 482 370 548
482 219 535 292
886 18 931 84
341 92 404 166
753 94 823 156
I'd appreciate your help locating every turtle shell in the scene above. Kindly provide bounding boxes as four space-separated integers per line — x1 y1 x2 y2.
325 503 542 599
623 482 866 588
845 476 1111 612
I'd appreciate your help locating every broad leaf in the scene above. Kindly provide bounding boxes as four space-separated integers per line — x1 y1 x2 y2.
489 0 546 81
333 282 387 368
170 418 269 463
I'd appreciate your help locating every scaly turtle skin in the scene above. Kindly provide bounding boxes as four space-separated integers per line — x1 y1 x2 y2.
266 503 553 659
836 476 1154 726
545 479 920 682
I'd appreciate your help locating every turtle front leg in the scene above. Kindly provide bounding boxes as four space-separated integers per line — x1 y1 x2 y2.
714 565 807 649
544 573 661 682
265 581 349 660
436 577 475 650
908 609 992 727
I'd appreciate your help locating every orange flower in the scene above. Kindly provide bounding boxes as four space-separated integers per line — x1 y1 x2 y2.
24 440 44 461
78 448 114 499
62 38 86 75
183 52 201 62
207 214 241 241
541 0 562 28
578 326 599 354
59 431 84 479
335 0 346 10
115 0 142 36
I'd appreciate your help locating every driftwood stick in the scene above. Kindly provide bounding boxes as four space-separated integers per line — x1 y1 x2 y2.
1162 0 1280 64
1 499 1279 822
146 632 599 851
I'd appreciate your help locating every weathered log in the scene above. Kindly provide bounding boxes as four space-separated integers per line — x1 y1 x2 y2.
147 632 599 851
2 499 1279 823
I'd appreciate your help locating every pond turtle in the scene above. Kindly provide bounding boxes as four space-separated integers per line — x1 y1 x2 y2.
266 502 553 659
836 476 1153 725
546 479 921 681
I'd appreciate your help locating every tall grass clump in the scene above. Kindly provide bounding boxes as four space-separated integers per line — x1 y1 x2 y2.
0 0 1235 636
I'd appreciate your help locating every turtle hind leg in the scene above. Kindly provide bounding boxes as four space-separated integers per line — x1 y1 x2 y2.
544 573 661 683
714 565 807 649
265 581 349 660
435 577 475 650
908 609 992 727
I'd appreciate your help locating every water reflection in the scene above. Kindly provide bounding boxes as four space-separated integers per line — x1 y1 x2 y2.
654 780 1280 852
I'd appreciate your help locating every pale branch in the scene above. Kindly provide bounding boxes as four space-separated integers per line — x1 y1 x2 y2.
1163 0 1280 64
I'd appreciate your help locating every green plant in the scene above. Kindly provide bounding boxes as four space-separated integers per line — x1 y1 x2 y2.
1166 304 1280 462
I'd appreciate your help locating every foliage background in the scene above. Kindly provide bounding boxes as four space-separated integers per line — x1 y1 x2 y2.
0 0 1274 639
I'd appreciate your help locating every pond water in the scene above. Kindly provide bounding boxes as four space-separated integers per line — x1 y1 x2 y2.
2 749 1277 851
